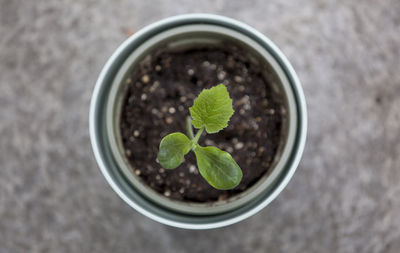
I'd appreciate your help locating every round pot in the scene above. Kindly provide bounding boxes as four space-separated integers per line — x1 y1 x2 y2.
89 14 307 229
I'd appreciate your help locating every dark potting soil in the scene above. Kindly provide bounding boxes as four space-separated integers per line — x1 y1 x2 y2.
120 46 286 203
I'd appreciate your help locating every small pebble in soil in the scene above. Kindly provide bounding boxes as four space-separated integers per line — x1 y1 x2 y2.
149 81 160 92
168 107 176 114
239 85 245 92
217 71 226 80
129 136 134 142
202 61 210 67
251 121 259 130
161 106 168 113
141 74 150 83
244 103 251 110
178 105 184 111
126 77 132 84
159 168 165 173
258 147 265 156
234 95 247 106
239 109 245 115
189 165 196 174
179 96 187 103
164 190 171 197
185 179 191 185
141 94 147 100
210 64 217 70
235 142 244 150
205 139 214 145
234 76 243 83
165 117 173 124
187 68 195 76
135 169 141 176
125 149 132 157
155 175 161 181
232 138 238 144
151 108 158 114
133 130 140 137
243 95 250 103
268 108 275 115
179 172 184 177
226 146 234 153
255 117 262 122
155 65 161 72
179 188 185 194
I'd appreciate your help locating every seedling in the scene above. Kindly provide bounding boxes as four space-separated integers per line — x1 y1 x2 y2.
157 84 242 190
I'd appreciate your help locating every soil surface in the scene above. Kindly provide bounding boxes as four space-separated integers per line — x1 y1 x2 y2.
120 46 286 202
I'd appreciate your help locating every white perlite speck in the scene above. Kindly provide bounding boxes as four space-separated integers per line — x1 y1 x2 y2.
189 165 196 173
141 75 150 83
205 139 214 145
187 69 195 76
235 142 244 150
234 76 243 83
217 71 226 80
168 107 176 114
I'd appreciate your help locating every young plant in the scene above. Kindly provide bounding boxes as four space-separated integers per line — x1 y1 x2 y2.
157 84 242 190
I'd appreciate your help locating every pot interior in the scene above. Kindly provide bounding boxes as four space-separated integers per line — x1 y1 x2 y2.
105 24 297 215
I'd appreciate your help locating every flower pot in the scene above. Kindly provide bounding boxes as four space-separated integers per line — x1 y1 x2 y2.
89 14 307 229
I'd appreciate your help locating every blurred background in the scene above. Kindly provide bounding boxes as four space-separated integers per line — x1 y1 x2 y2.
1 0 400 252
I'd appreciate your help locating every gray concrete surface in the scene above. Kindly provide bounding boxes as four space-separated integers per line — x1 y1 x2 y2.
1 0 400 252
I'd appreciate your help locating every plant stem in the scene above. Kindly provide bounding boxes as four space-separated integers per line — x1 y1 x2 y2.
192 127 204 145
186 116 194 139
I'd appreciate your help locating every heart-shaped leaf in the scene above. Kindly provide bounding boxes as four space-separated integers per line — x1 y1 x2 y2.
189 84 234 134
157 133 192 169
194 145 242 190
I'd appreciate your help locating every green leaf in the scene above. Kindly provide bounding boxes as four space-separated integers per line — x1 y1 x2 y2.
189 84 234 134
157 133 192 169
194 145 242 190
